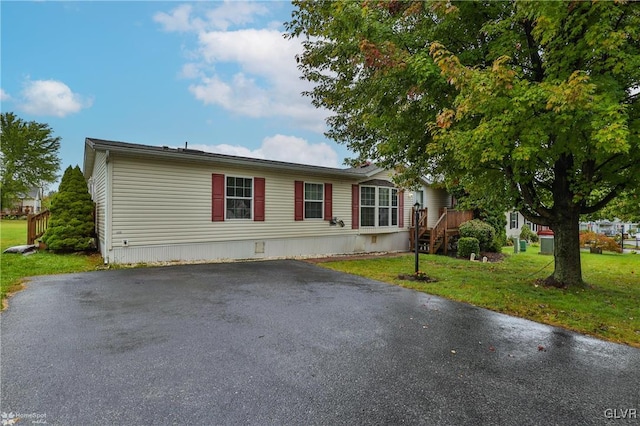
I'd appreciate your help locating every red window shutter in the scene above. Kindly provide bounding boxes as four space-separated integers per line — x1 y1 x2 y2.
324 183 332 220
351 184 359 229
398 190 404 228
294 181 304 221
212 173 225 222
254 177 265 221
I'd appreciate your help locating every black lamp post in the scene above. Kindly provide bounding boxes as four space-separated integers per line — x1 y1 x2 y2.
414 202 421 273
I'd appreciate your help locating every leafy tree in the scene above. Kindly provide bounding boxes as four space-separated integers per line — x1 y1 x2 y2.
0 112 61 210
451 185 508 249
582 187 640 223
42 166 95 251
286 0 640 287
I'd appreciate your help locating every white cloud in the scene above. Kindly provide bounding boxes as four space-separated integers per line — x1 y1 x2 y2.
187 134 339 168
0 88 11 101
153 4 203 33
204 1 269 31
18 79 92 117
155 2 328 133
154 2 269 33
189 73 269 118
179 63 204 79
189 28 327 131
258 134 338 167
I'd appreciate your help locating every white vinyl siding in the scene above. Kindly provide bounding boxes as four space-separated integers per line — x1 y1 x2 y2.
91 151 108 255
109 156 363 247
422 185 453 228
84 149 418 263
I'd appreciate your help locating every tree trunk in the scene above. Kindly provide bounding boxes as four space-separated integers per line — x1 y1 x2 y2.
546 212 583 288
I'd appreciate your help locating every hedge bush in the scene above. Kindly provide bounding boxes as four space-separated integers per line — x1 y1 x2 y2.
459 219 496 252
519 224 539 243
42 165 95 251
458 237 480 259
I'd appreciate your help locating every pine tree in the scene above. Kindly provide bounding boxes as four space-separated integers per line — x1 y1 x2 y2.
42 165 95 251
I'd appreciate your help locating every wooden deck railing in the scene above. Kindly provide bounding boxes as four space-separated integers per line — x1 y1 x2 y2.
441 208 474 229
430 210 448 253
410 207 475 254
27 210 50 245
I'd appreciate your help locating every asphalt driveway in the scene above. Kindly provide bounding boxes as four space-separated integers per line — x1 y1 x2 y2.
1 260 638 425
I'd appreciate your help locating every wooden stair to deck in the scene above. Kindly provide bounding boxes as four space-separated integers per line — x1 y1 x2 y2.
409 208 473 255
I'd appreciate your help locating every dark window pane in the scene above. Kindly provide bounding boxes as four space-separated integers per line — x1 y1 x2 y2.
305 201 322 219
361 207 375 226
227 198 252 219
379 208 389 226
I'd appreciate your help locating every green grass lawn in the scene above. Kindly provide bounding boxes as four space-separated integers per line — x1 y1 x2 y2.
1 219 103 307
319 249 640 348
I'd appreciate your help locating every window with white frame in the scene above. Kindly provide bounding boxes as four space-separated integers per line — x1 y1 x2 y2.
226 176 252 219
304 183 324 219
509 212 519 229
361 186 398 227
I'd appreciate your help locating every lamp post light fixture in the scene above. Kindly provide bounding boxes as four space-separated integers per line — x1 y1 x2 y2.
414 202 421 274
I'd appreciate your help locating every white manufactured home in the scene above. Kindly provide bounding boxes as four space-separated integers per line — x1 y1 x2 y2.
83 138 455 264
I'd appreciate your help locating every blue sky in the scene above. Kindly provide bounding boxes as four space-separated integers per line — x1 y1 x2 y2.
1 1 352 189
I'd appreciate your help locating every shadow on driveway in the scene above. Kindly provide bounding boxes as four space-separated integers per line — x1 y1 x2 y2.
1 260 638 425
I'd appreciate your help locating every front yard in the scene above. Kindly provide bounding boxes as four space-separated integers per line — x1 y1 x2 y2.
318 249 640 348
0 219 103 307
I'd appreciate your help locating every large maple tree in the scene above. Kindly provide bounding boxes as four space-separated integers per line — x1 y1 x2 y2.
286 0 640 287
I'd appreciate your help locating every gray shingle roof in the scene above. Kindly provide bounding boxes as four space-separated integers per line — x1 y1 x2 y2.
84 138 384 179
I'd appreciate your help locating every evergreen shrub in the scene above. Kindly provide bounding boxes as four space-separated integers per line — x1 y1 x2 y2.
42 165 95 251
459 219 496 252
458 237 480 259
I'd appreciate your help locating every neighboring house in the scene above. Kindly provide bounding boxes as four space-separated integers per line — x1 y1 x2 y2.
580 220 638 236
83 138 457 265
505 210 551 239
2 187 43 216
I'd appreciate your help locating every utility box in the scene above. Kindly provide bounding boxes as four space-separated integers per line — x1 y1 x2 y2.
538 229 554 255
513 236 519 253
519 239 527 252
540 236 554 254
